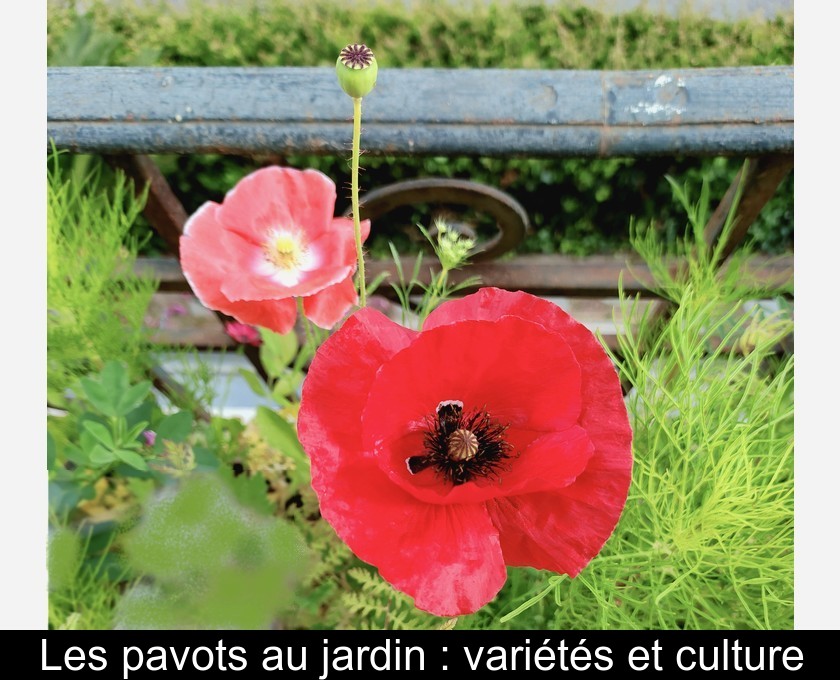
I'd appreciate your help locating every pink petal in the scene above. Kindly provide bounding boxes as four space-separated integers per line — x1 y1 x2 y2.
217 167 335 245
302 273 358 329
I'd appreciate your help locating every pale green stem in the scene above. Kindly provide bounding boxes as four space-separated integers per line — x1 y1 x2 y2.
351 96 366 307
296 298 314 359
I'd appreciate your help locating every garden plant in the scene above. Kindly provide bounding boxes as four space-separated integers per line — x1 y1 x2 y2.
47 1 793 631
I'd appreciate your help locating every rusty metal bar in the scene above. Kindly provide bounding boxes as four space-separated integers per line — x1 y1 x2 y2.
137 253 793 299
703 154 794 260
48 66 794 158
619 153 794 392
105 154 187 255
350 178 530 262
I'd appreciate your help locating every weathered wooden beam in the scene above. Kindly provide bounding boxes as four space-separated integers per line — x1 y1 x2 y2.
136 253 793 299
48 66 793 157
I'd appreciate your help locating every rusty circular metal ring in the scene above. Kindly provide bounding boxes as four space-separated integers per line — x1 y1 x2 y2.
343 178 529 263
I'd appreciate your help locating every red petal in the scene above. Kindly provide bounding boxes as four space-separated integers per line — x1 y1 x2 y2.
427 287 633 553
302 273 358 329
365 316 581 434
301 310 509 614
309 454 507 616
298 307 416 472
378 502 507 616
217 167 335 245
378 424 594 506
486 460 631 575
361 316 583 504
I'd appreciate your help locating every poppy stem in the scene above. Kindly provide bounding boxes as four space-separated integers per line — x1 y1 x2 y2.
297 298 314 356
351 96 367 308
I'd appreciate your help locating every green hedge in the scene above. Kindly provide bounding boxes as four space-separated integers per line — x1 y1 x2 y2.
48 0 794 256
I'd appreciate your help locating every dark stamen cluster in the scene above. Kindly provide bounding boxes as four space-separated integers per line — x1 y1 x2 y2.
407 401 514 486
339 44 374 70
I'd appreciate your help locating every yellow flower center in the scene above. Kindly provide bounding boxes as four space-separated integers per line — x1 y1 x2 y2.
264 233 304 270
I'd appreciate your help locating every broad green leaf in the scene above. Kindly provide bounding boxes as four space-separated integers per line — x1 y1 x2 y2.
114 448 149 471
79 377 118 417
238 368 269 397
271 370 304 400
116 380 152 416
192 445 221 471
79 428 98 456
254 406 308 470
89 444 116 466
259 328 298 375
82 420 115 449
126 400 154 430
64 443 89 467
125 420 150 444
100 360 128 399
156 411 194 443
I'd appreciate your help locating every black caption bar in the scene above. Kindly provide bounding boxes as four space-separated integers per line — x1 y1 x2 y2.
32 630 819 677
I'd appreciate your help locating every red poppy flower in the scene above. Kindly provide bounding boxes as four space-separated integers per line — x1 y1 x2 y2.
297 287 632 616
180 167 370 334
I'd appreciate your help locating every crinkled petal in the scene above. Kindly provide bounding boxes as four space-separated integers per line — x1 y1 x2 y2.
217 167 335 244
378 425 594 506
221 245 352 302
364 316 581 437
379 502 507 616
426 287 633 550
298 307 417 472
361 316 583 504
180 202 299 333
308 217 371 265
486 457 632 575
300 309 509 614
302 273 358 329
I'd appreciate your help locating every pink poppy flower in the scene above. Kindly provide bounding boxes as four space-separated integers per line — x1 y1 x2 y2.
224 321 262 347
298 287 633 616
180 167 370 334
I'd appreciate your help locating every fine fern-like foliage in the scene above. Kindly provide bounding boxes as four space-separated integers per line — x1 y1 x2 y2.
500 176 794 629
47 152 158 405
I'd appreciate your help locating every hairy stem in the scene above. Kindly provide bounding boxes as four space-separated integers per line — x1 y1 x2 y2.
351 96 366 307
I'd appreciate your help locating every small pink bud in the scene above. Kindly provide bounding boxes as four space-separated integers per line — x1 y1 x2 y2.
225 322 263 347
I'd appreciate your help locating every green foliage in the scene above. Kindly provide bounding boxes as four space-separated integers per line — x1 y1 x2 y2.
502 177 794 629
48 360 199 521
47 153 158 405
48 528 129 630
47 1 794 256
386 220 481 328
117 473 310 629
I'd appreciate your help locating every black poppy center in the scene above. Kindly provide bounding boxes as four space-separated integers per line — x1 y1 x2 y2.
339 44 374 70
406 400 513 486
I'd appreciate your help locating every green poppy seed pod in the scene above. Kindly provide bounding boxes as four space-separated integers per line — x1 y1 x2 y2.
336 43 378 98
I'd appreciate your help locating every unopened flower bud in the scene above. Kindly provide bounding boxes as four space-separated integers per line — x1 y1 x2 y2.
336 43 378 98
